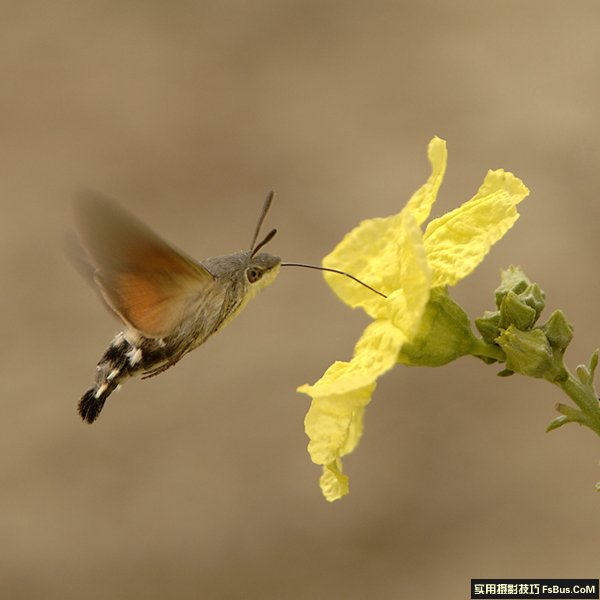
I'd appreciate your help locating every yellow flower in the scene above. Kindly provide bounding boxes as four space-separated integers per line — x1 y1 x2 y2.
298 137 530 501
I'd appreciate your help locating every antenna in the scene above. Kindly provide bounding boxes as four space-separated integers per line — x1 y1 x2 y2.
250 191 275 253
252 228 277 256
281 262 388 299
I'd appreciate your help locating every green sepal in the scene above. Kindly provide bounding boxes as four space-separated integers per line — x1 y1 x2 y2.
555 402 585 421
576 364 591 385
519 283 546 320
398 287 477 367
541 310 574 352
477 355 499 365
495 266 530 308
497 368 514 377
475 311 501 345
589 349 599 379
496 326 563 380
499 291 537 331
494 267 545 325
546 415 571 432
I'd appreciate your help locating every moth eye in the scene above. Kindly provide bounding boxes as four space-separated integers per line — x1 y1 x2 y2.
247 267 263 283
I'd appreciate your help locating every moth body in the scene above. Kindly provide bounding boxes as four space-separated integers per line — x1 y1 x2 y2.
75 194 280 423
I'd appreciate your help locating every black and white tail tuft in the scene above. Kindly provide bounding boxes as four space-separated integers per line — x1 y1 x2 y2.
78 332 135 424
78 331 171 423
79 387 111 424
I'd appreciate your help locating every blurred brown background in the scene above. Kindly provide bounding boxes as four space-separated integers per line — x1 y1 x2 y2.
1 1 598 598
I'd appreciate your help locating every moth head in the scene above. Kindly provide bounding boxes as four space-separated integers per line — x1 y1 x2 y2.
246 253 281 287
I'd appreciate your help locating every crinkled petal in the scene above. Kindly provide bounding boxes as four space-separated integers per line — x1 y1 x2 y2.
299 319 405 398
300 320 404 501
352 320 407 384
321 136 446 317
303 386 371 466
320 460 349 502
322 214 403 318
423 169 530 287
403 136 447 226
388 212 432 335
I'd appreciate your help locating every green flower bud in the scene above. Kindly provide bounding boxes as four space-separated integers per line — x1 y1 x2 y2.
475 310 501 345
519 283 545 319
398 287 477 367
541 310 574 352
546 414 570 432
499 290 537 330
496 325 565 381
590 350 599 378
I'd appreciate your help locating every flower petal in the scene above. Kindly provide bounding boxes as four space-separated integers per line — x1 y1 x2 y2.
423 169 530 287
299 319 406 501
320 460 349 502
322 214 403 317
403 136 447 226
321 136 446 316
299 320 403 400
303 385 372 466
388 212 432 336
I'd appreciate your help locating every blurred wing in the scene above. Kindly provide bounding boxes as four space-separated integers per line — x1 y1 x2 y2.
76 194 215 338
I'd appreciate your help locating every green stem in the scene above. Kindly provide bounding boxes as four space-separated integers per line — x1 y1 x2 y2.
470 338 506 362
471 333 600 437
554 370 600 436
